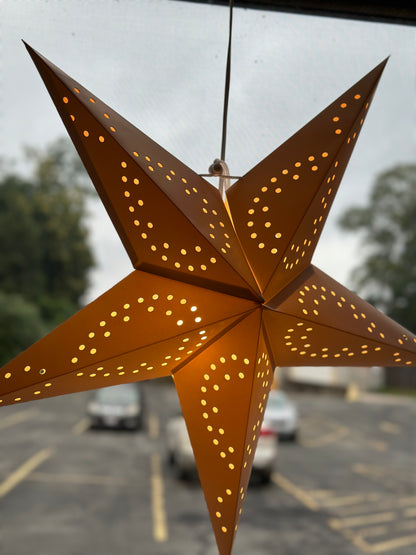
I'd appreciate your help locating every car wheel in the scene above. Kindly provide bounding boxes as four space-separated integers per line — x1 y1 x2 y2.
260 470 271 485
177 466 191 481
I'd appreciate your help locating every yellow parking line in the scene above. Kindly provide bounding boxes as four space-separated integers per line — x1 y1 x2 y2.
364 439 388 452
379 421 401 435
335 527 375 554
336 494 382 516
72 417 90 435
148 414 159 440
333 527 416 555
338 494 416 517
150 453 168 542
0 409 38 430
0 448 54 498
329 511 396 529
398 496 416 507
353 463 386 478
28 471 126 486
300 425 349 448
368 534 416 554
353 463 375 475
272 474 416 554
403 506 416 517
359 524 389 538
309 489 333 499
320 494 370 508
272 473 319 511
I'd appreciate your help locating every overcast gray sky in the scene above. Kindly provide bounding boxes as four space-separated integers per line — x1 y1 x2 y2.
1 0 415 300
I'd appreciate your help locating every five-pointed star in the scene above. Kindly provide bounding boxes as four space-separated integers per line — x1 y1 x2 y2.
1 45 416 555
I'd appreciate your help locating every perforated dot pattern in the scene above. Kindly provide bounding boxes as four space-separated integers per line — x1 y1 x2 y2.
227 61 386 300
268 97 372 297
174 311 272 553
35 53 260 299
0 270 256 405
264 266 416 367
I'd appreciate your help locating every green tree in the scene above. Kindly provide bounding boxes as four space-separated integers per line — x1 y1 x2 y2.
0 139 94 356
0 292 47 366
339 164 416 333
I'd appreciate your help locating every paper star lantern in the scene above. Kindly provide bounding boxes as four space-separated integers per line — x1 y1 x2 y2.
1 44 416 554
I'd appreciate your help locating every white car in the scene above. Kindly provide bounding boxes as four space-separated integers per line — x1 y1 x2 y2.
166 416 278 484
263 390 298 441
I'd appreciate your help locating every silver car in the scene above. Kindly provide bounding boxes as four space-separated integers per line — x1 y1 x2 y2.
263 390 298 441
87 383 144 430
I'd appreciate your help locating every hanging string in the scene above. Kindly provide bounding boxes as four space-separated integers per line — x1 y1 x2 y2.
220 0 234 162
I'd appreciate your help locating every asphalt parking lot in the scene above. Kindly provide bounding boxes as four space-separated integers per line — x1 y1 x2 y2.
0 381 416 555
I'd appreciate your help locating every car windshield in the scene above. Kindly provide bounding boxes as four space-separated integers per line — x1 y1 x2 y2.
95 385 138 404
267 392 288 409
